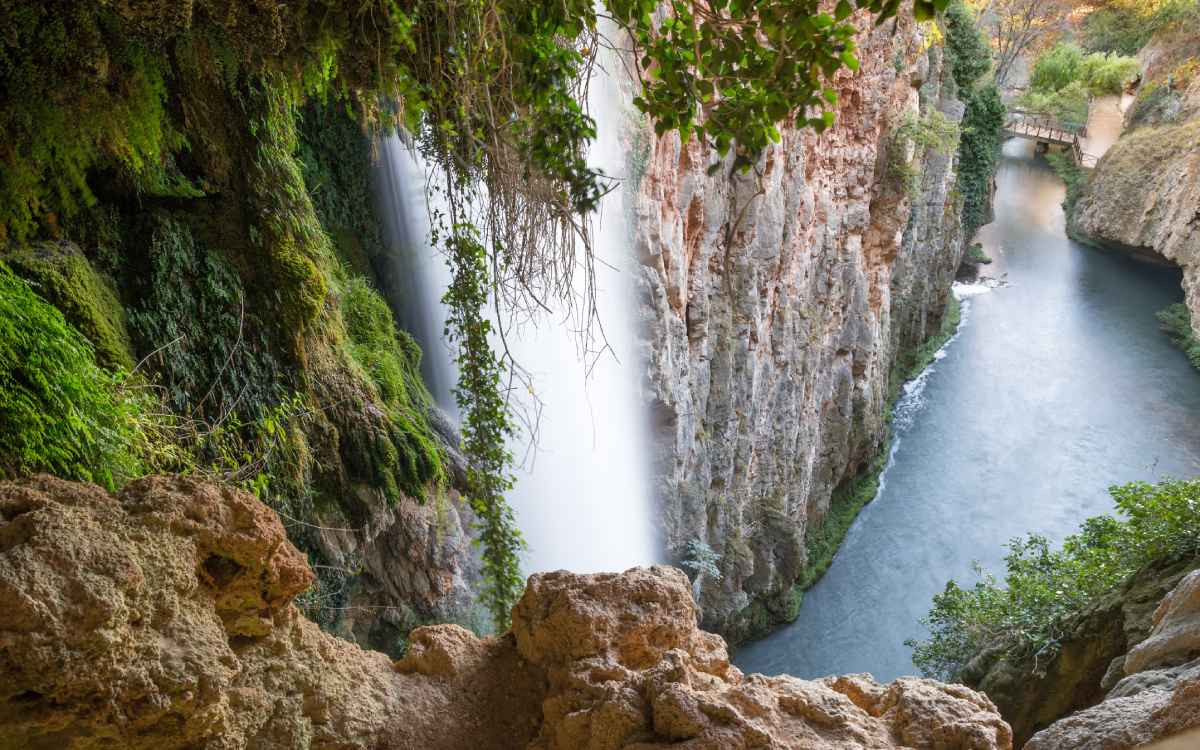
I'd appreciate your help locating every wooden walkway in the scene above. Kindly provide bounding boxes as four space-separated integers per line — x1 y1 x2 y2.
1003 109 1099 167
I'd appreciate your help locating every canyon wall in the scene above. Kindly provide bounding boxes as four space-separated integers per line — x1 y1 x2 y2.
1071 39 1200 323
633 19 968 639
0 475 1012 750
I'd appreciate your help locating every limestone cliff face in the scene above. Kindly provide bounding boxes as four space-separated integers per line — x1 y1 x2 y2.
1071 54 1200 322
633 18 967 638
0 475 1012 750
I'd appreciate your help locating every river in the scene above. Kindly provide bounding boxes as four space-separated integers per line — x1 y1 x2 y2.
734 138 1200 681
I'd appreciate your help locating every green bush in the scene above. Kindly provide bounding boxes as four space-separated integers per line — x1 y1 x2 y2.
958 84 1006 241
1045 151 1088 213
889 110 962 197
1023 44 1140 126
1020 81 1090 129
909 478 1200 680
941 0 991 89
0 263 145 489
1157 303 1200 371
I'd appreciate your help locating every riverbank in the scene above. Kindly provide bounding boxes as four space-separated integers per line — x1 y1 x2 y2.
733 138 1200 681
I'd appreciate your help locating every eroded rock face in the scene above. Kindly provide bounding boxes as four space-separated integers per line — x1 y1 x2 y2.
634 16 968 638
1025 569 1200 750
960 557 1199 747
1071 66 1200 323
0 476 1011 750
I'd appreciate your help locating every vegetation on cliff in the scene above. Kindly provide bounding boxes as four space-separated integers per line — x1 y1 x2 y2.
1157 304 1200 372
0 264 148 489
942 0 1005 244
1081 0 1200 56
909 478 1200 680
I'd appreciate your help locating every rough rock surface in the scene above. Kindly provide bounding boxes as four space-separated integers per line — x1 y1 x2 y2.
634 17 968 638
961 557 1199 747
1024 569 1200 750
1071 59 1200 323
0 475 1012 750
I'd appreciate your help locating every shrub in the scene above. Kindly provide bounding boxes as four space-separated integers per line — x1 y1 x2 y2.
0 263 145 489
937 1 1004 244
958 84 1006 241
889 110 962 198
965 243 992 264
1026 43 1139 109
909 478 1200 680
1157 303 1200 371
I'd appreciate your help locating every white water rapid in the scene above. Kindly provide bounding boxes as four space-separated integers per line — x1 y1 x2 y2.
371 44 658 575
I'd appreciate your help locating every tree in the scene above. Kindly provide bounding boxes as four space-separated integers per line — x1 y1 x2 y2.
971 0 1072 85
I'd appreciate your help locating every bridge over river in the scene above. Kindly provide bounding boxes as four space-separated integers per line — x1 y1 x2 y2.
1003 108 1100 167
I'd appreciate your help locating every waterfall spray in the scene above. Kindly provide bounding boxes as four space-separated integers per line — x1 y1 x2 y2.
370 43 659 576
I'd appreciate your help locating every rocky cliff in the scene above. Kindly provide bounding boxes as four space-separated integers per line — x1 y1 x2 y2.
634 18 968 639
1024 567 1200 749
0 475 1013 750
960 556 1200 746
1071 39 1200 323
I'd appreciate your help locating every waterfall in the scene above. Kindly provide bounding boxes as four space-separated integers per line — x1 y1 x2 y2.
370 44 659 575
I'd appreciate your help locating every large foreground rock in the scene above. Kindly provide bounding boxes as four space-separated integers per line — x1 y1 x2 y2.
0 475 1011 749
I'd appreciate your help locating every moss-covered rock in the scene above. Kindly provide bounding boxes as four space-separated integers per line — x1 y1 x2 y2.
3 241 135 371
0 263 144 489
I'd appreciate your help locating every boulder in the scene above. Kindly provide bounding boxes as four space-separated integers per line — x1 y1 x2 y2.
0 475 1012 749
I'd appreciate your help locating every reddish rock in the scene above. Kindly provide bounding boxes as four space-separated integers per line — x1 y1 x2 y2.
0 476 1011 749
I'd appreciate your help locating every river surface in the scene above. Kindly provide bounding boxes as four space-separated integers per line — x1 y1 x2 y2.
734 139 1200 681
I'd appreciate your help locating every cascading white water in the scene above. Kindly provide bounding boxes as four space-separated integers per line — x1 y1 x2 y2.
370 42 659 575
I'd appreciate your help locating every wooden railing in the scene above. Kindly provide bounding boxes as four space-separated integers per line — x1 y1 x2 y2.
1003 108 1094 167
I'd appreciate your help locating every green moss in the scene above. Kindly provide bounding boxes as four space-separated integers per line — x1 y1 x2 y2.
341 276 444 500
3 242 135 371
1157 303 1200 372
0 263 145 489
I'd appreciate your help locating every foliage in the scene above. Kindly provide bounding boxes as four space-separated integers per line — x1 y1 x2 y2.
1028 43 1140 98
958 84 1006 242
1081 0 1200 56
1044 151 1087 213
888 110 962 198
681 538 723 580
297 101 386 275
610 0 951 168
341 276 445 498
0 263 146 490
442 227 525 632
1019 82 1090 129
983 0 1072 86
1157 303 1200 372
942 0 993 88
126 214 285 422
3 242 134 371
909 478 1200 680
965 242 992 264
